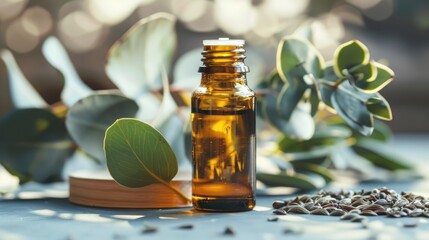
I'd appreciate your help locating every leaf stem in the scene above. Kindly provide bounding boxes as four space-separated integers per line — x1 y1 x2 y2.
332 77 346 89
158 179 192 203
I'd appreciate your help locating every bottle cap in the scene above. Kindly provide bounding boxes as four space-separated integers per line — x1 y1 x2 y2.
203 38 245 46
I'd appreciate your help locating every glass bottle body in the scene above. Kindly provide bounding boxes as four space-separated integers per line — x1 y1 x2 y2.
192 72 256 212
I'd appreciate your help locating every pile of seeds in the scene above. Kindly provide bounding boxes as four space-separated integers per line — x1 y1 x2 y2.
272 187 429 218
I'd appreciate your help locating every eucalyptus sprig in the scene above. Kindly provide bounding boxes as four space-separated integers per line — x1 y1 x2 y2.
256 36 412 189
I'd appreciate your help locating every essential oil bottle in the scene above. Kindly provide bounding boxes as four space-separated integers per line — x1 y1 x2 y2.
191 38 256 211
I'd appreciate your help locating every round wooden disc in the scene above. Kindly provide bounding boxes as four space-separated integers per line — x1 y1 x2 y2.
69 170 191 208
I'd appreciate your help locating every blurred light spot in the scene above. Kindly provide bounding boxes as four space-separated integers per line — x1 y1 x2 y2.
73 214 112 223
261 0 309 19
253 206 271 211
363 0 394 21
214 0 256 35
322 14 344 40
58 0 83 20
58 10 104 53
111 215 143 220
171 0 205 23
346 0 382 10
58 213 73 219
0 0 28 21
5 18 39 53
32 209 56 217
252 7 282 38
0 164 19 194
334 5 364 26
17 191 45 199
184 1 217 32
86 0 146 25
21 6 53 36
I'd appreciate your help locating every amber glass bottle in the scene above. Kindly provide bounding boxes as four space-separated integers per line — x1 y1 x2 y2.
191 38 256 212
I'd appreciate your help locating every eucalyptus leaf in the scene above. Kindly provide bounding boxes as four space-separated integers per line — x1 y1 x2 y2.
0 49 48 108
309 86 320 116
257 172 325 189
150 68 178 128
42 37 93 107
352 140 412 171
263 94 315 140
331 82 373 136
277 77 307 119
172 48 201 90
290 161 334 182
349 61 377 82
366 96 392 120
104 118 178 188
369 120 393 142
334 40 369 77
0 108 74 182
276 36 324 83
66 91 139 161
355 62 394 93
105 12 177 99
317 65 338 109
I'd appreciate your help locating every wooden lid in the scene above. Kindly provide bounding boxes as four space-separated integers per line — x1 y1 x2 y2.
69 170 191 208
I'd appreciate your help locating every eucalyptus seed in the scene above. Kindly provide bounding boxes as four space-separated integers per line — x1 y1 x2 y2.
360 210 378 216
223 226 235 236
287 206 310 214
273 209 287 215
351 216 367 223
330 209 346 216
272 200 286 209
267 217 279 222
341 213 359 220
310 208 329 216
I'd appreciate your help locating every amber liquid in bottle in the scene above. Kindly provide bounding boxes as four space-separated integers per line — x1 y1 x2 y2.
192 39 256 211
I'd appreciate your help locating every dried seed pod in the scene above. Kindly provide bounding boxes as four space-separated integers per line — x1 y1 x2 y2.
402 222 418 228
340 198 352 205
273 209 287 215
267 217 279 222
272 200 286 209
351 216 367 223
409 209 423 217
374 209 387 215
360 210 378 216
379 192 386 199
350 209 362 215
330 209 346 216
310 204 322 211
339 204 356 211
304 202 314 210
324 207 338 213
310 208 330 216
287 206 310 214
393 199 408 208
362 204 385 212
352 199 368 207
374 199 389 205
177 224 194 229
414 200 424 209
299 195 311 203
223 226 235 235
142 225 158 234
341 213 359 220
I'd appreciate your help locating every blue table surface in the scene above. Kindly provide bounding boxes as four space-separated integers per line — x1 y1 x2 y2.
1 134 429 240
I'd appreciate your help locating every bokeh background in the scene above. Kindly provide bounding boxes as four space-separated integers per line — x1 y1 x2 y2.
0 0 428 132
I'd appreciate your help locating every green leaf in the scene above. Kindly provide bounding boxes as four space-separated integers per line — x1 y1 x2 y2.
309 86 320 116
317 65 338 109
150 68 178 128
66 90 139 161
331 82 373 136
334 40 369 77
290 162 334 182
349 61 377 82
370 120 393 142
366 95 392 120
105 13 177 99
352 140 412 171
42 37 93 107
104 118 178 188
276 36 325 83
172 48 201 90
262 94 315 140
0 49 48 108
257 172 325 189
0 108 74 182
355 62 394 93
277 78 307 120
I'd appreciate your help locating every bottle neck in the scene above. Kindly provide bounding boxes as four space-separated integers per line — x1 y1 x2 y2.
198 45 249 74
